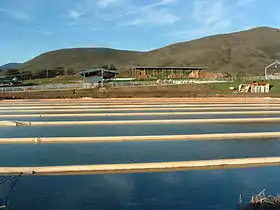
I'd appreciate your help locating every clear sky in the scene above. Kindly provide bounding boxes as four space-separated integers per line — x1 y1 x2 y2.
0 0 279 65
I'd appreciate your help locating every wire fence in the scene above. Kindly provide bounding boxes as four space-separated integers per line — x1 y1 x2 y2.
237 75 280 81
109 79 231 88
0 83 98 93
1 76 279 93
0 79 231 93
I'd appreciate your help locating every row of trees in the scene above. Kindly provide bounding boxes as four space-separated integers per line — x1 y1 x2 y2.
2 68 74 80
1 64 118 80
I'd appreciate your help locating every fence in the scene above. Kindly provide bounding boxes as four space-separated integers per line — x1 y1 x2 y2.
2 76 278 93
0 83 98 93
108 79 231 88
237 75 280 81
0 79 231 93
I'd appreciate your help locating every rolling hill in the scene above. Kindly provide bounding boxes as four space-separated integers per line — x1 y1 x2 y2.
21 48 143 74
0 63 22 70
21 27 280 76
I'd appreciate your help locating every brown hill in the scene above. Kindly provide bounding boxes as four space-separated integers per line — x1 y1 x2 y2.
21 48 143 73
21 27 280 76
142 27 280 75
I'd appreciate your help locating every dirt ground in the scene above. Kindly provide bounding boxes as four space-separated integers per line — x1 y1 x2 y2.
0 84 279 100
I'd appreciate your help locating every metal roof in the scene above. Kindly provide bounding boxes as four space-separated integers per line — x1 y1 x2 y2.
79 68 119 74
0 78 9 82
0 78 22 83
0 78 13 82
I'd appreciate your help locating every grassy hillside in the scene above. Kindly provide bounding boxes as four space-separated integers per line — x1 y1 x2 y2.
0 63 22 70
21 27 280 76
21 48 143 73
143 27 280 75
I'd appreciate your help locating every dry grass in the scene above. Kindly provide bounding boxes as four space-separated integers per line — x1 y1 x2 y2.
20 27 280 76
1 84 280 99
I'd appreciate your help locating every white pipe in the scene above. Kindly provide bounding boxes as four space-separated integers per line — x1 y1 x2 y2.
1 131 280 144
0 157 280 175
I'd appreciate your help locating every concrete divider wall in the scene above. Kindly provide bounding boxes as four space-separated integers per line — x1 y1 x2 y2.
1 157 280 176
0 132 280 144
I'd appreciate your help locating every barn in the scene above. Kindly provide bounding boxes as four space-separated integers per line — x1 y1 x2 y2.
131 66 208 79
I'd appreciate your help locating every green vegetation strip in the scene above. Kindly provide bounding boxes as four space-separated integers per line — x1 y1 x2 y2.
1 98 279 104
2 103 280 110
1 132 280 144
3 111 280 118
2 107 280 113
1 157 280 176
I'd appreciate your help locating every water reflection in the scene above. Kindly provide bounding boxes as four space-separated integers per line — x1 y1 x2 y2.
4 167 280 210
0 139 280 166
1 122 280 138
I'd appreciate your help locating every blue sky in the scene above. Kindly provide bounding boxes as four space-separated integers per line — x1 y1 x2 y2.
0 0 279 65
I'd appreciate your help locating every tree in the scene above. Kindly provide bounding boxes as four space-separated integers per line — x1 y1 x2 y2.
34 70 47 79
0 69 4 76
99 64 118 70
66 68 75 75
236 71 246 82
5 69 20 78
21 71 34 80
108 64 117 70
100 64 109 69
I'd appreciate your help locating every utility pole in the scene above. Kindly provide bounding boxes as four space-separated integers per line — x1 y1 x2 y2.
101 69 104 88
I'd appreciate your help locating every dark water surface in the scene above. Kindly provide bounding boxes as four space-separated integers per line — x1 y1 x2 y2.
2 167 280 210
1 109 280 209
1 122 280 137
0 139 280 166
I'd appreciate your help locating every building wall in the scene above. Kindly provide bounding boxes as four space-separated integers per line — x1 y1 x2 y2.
133 69 192 79
134 70 148 79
